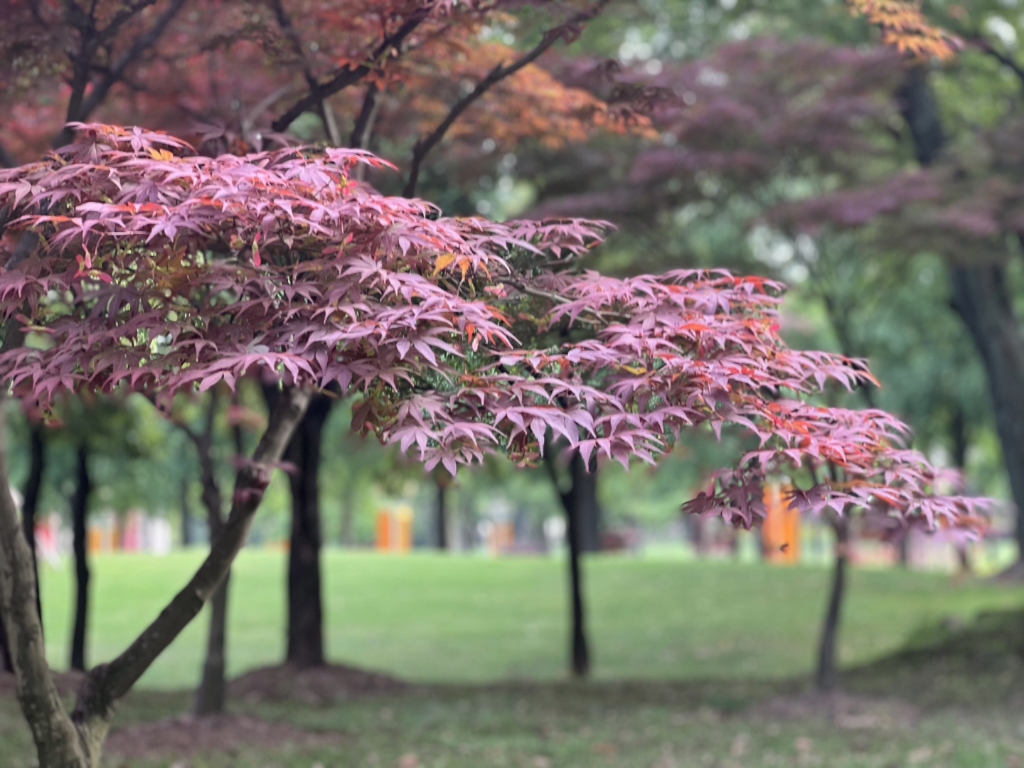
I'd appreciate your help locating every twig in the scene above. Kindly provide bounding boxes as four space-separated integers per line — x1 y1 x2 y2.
271 9 429 133
269 0 341 144
77 0 187 120
402 0 612 198
969 35 1024 96
350 83 380 150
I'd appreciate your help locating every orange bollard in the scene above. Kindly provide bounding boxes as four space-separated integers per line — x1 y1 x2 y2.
376 510 392 551
763 483 800 563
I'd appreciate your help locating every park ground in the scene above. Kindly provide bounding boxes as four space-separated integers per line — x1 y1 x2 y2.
3 551 1024 766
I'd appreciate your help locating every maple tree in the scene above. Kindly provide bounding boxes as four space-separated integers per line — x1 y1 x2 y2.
516 25 1002 687
0 123 990 764
0 0 639 691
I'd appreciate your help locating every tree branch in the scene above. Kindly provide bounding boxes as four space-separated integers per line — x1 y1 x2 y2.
77 0 187 120
271 9 430 134
542 443 573 512
269 0 341 144
970 35 1024 96
402 0 612 198
72 386 311 729
350 83 380 150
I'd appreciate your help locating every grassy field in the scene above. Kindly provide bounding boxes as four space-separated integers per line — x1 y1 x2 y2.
33 549 1024 687
3 551 1024 766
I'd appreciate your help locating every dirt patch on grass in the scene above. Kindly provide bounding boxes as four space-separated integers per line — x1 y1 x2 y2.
747 692 919 730
229 662 406 705
105 712 340 763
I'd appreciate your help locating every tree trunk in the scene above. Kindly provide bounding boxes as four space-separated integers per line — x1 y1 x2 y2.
815 516 849 694
339 483 355 546
285 394 332 668
435 475 449 550
0 390 88 766
0 605 13 672
899 66 1024 569
22 426 45 624
565 451 592 678
0 387 309 767
949 265 1024 563
180 476 194 547
571 452 602 553
193 575 230 716
192 396 229 717
70 444 91 673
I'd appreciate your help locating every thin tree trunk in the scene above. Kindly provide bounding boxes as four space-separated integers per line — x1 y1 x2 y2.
0 387 309 766
545 448 593 678
571 452 602 553
194 574 229 715
949 264 1024 568
566 451 591 678
339 483 355 546
815 516 849 693
180 476 194 547
0 390 87 767
435 475 449 550
285 394 331 668
950 405 973 575
193 392 229 717
70 444 90 673
0 605 13 673
899 66 1024 572
22 426 45 624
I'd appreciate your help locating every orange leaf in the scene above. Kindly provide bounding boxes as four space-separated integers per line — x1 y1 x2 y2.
432 253 456 276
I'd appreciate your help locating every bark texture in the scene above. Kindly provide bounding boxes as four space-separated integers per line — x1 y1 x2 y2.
194 575 230 715
0 387 310 766
193 394 229 716
900 66 1024 566
435 475 449 550
70 387 309 760
22 426 45 624
339 484 356 546
180 476 194 547
545 448 594 678
284 393 332 668
815 516 850 693
0 606 12 672
0 392 89 766
70 444 91 673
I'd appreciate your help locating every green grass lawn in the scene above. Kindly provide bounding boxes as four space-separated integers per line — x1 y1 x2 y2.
3 551 1023 767
34 549 1024 687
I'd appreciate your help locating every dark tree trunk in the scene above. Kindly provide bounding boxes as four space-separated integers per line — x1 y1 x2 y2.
435 476 449 550
194 575 230 715
949 265 1024 561
900 66 1024 569
22 427 44 625
570 451 602 554
544 448 597 678
285 394 332 668
951 405 973 575
565 451 592 678
0 605 12 672
815 516 849 693
70 445 91 673
193 392 237 717
339 483 355 546
180 477 194 547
